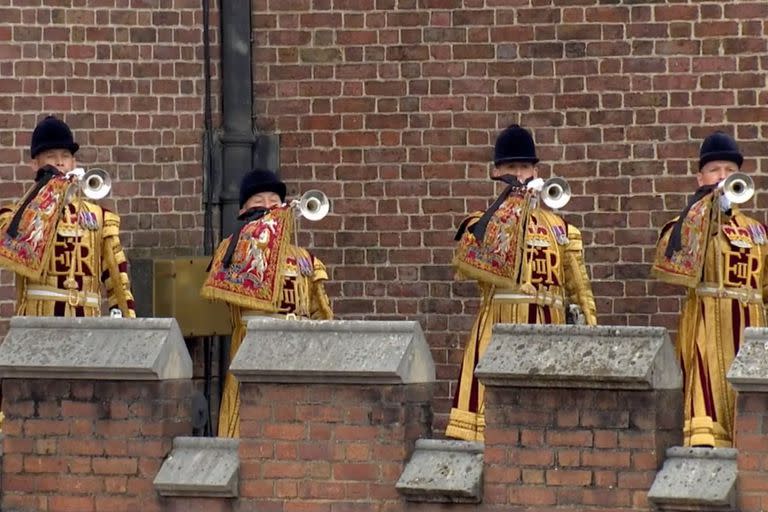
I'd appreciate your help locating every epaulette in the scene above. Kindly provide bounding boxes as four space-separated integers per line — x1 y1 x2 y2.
102 208 121 237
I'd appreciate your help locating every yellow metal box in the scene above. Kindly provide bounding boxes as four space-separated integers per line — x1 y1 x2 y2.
153 257 232 337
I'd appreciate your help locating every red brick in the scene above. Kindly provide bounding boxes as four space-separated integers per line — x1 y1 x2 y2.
263 462 307 479
546 430 594 447
49 496 95 512
262 423 307 441
582 450 631 468
283 503 332 512
298 481 345 500
93 496 138 512
24 455 67 473
272 480 297 499
4 437 34 454
332 463 379 481
546 469 593 486
105 476 128 493
508 486 557 506
126 475 156 495
92 457 138 475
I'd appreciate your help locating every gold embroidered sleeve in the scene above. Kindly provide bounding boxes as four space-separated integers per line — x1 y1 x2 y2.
101 210 136 318
563 224 597 326
310 256 333 320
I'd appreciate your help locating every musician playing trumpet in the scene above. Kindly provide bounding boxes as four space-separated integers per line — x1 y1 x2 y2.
0 116 135 318
652 131 766 448
447 124 597 442
201 168 333 437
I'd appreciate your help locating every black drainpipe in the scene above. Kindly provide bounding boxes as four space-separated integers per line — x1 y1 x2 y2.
203 0 279 436
218 0 256 238
200 0 256 437
207 0 280 240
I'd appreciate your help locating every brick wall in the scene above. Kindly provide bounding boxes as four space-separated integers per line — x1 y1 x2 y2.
2 1 768 429
1 379 193 512
483 386 681 510
1 372 682 510
238 382 433 510
735 392 768 511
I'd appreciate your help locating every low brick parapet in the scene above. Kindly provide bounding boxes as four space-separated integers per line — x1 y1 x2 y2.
476 324 683 510
728 327 768 512
0 317 194 512
230 318 436 509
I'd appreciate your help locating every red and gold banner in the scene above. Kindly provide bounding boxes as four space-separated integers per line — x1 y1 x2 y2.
0 176 72 280
201 205 293 312
651 195 712 288
453 192 530 288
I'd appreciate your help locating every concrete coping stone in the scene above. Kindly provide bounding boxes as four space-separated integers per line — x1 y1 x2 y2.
648 446 737 511
230 318 436 384
153 436 240 497
0 316 192 380
475 324 682 390
396 439 484 503
728 327 768 392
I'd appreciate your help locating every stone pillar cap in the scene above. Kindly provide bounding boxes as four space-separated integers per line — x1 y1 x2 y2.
0 317 192 380
230 318 435 384
475 324 681 390
728 327 768 392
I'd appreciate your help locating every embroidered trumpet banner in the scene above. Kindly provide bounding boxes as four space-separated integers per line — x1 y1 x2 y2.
651 195 711 288
0 175 72 280
453 192 530 288
201 205 293 312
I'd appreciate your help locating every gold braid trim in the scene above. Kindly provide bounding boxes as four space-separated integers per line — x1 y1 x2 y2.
101 208 135 317
310 255 333 319
564 224 598 326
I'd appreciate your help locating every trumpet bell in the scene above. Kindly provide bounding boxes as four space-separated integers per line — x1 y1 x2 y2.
541 176 571 210
722 172 754 205
81 168 111 200
298 190 330 221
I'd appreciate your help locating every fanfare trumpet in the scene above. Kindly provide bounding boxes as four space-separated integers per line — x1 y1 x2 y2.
68 167 112 200
293 189 330 221
720 172 754 205
527 176 571 209
540 177 571 210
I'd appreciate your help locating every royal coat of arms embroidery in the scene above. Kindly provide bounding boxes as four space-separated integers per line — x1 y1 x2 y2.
453 191 530 288
0 175 72 280
201 205 293 312
651 195 712 287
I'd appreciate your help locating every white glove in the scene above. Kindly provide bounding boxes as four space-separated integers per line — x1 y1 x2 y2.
718 193 731 213
65 167 85 180
526 177 545 192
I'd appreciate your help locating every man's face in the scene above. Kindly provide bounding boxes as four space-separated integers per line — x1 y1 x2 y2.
32 148 76 174
492 161 538 182
240 191 282 215
697 160 739 187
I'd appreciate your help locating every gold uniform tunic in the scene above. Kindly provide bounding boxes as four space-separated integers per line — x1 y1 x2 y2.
0 199 136 318
446 208 597 441
215 245 333 438
653 205 767 447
